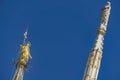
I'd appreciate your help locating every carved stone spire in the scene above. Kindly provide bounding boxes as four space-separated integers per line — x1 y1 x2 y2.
83 2 111 80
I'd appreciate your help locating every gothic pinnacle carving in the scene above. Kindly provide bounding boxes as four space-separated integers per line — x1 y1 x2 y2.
83 2 111 80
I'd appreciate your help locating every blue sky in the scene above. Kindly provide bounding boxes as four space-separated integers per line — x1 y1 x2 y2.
0 0 120 80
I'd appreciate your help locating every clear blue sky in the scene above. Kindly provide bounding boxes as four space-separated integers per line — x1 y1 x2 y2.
0 0 119 80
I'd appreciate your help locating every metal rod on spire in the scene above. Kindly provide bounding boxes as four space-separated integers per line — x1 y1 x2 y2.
23 26 29 44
